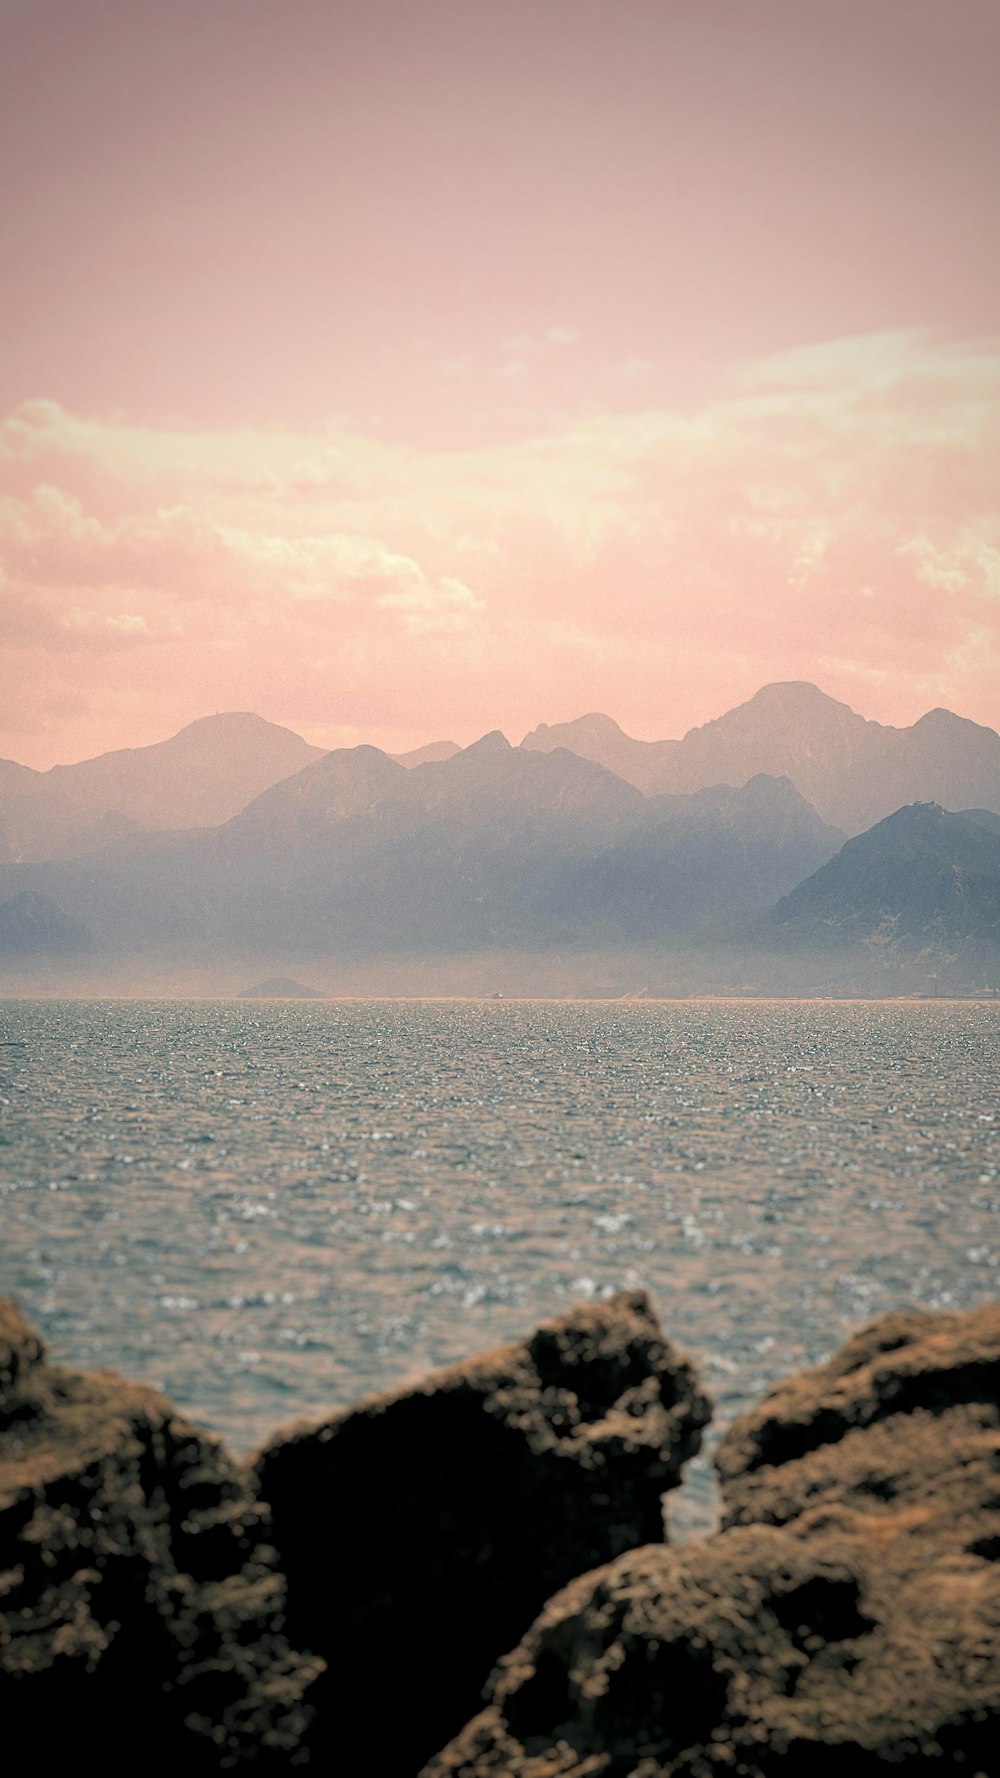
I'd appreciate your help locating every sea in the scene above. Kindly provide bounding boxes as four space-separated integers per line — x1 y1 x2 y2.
2 997 998 1533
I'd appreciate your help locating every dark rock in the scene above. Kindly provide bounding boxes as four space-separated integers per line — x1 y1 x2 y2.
255 1290 709 1774
0 1299 319 1770
425 1303 1000 1776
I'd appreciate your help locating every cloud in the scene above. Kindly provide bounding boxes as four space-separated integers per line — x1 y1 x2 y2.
377 574 484 634
0 329 998 763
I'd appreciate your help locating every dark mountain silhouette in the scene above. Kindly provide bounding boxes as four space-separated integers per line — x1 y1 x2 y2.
522 682 1000 833
0 713 323 863
0 737 843 959
0 891 90 956
763 803 1000 963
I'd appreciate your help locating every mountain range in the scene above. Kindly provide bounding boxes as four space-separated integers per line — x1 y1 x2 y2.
0 716 463 864
1 682 998 989
0 736 843 959
522 681 1000 834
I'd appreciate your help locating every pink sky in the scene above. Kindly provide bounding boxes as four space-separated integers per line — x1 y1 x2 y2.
1 0 998 766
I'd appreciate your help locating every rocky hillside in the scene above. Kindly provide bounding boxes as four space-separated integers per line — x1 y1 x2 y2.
765 802 1000 965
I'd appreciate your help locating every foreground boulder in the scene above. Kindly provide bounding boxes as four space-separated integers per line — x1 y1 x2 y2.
0 1300 318 1769
256 1290 709 1773
716 1303 1000 1531
427 1303 1000 1776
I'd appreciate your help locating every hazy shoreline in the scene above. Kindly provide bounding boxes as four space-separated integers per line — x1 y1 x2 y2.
2 990 998 1004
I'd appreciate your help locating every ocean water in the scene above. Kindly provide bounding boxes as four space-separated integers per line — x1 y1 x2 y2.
1 998 998 1531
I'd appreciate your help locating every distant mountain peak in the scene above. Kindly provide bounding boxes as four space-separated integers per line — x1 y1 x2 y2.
279 741 405 786
175 711 275 732
749 679 829 701
327 742 396 763
739 771 815 804
0 709 325 862
686 680 867 738
872 799 944 828
521 682 1000 835
228 742 406 832
523 712 628 744
459 730 512 758
124 710 309 753
910 706 988 735
749 680 857 712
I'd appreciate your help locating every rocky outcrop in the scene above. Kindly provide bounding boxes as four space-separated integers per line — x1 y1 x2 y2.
716 1303 1000 1528
255 1290 709 1773
7 1292 998 1775
426 1303 1000 1776
0 1299 319 1769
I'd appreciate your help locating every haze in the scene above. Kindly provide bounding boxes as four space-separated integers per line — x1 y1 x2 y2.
1 0 998 767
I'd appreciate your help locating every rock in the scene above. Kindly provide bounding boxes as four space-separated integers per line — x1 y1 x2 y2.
0 1300 319 1770
716 1302 1000 1528
425 1303 1000 1776
255 1290 709 1774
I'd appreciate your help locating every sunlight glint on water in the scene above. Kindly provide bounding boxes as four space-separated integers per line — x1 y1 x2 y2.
1 998 997 1530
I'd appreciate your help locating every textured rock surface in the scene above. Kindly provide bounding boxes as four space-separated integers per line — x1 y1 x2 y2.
426 1303 1000 1777
0 1299 318 1769
717 1303 1000 1527
256 1290 709 1773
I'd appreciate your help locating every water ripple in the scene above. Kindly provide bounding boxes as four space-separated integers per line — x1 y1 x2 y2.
1 998 997 1513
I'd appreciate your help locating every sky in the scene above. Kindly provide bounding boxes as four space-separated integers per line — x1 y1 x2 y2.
1 0 998 767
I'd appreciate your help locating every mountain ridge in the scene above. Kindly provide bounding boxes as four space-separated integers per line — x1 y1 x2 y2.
522 682 1000 832
0 712 325 862
4 683 998 865
762 801 1000 965
0 737 844 960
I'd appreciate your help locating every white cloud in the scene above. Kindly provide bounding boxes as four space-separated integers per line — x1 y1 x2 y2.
1 328 998 762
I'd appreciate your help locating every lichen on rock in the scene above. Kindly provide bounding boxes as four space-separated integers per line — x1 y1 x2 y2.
0 1298 319 1770
424 1302 1000 1777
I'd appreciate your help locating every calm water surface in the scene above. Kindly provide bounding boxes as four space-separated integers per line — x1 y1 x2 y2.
1 999 998 1527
